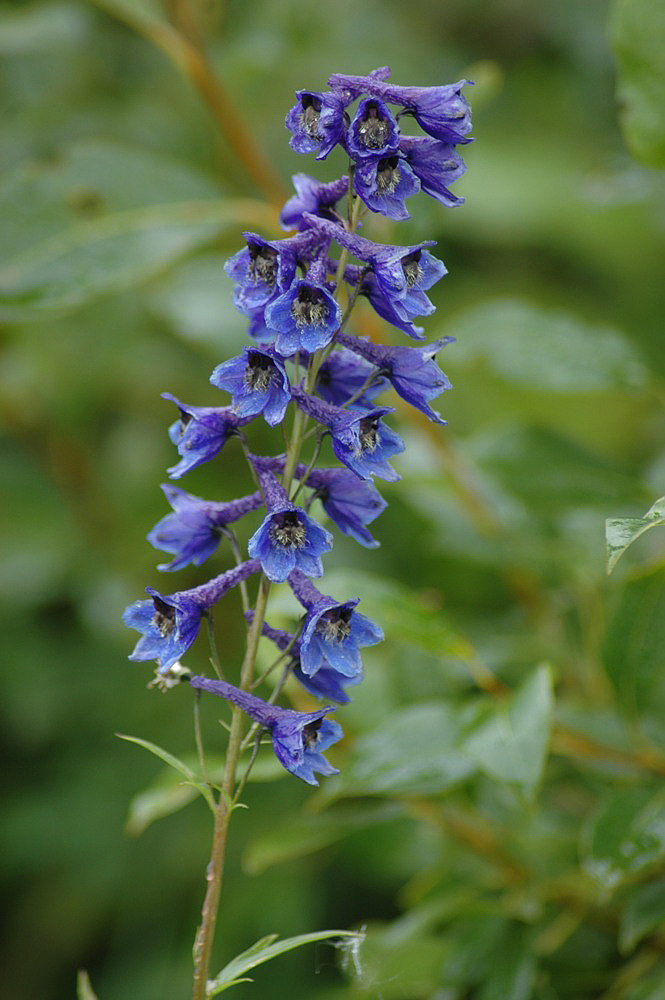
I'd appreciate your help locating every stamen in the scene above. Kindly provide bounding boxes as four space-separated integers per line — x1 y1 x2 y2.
318 608 353 643
357 101 390 151
244 353 278 392
270 511 307 549
358 417 379 453
302 719 323 749
291 286 328 328
300 95 322 138
402 251 424 288
247 244 278 286
376 156 401 194
151 596 176 637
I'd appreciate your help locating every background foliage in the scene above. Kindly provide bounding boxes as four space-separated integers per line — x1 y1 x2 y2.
2 1 665 997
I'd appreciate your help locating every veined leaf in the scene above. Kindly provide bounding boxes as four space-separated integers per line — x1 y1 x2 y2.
606 496 665 573
207 929 364 995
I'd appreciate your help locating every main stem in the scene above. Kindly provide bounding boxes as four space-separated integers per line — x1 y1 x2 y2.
191 575 270 1000
191 181 363 999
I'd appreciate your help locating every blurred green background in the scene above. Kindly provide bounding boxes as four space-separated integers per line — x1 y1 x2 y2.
2 1 665 998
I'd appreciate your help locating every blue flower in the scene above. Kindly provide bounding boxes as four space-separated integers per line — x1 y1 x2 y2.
315 346 388 408
189 675 342 785
337 332 454 424
302 215 446 339
162 393 251 479
210 347 291 427
328 71 473 145
353 154 421 220
247 469 333 582
343 265 427 339
346 97 400 160
148 485 263 571
249 615 359 704
288 571 384 679
292 388 405 482
123 588 203 672
280 173 349 231
398 136 467 207
306 466 387 547
285 90 347 160
124 560 261 672
264 272 342 356
225 233 298 313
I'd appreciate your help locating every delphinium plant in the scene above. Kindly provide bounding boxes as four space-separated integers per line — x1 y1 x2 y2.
122 67 472 998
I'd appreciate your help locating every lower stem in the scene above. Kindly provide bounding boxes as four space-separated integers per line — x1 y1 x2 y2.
191 575 271 1000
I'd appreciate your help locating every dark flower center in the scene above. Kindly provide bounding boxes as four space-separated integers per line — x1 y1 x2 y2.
357 101 391 150
247 243 278 286
244 353 279 392
270 511 307 549
300 95 322 138
376 156 401 194
302 719 323 749
151 596 176 637
358 417 380 453
402 251 424 288
318 608 353 644
291 286 328 328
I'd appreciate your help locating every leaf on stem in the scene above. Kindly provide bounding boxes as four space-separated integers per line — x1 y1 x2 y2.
207 929 365 995
606 496 665 573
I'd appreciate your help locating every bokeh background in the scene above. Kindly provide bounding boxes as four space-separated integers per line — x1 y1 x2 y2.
2 1 665 998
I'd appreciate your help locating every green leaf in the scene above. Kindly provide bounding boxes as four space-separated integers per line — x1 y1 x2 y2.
620 878 665 952
125 778 199 837
611 0 665 167
606 497 665 573
444 299 645 391
603 567 665 714
76 970 99 1000
116 733 214 810
477 924 537 1000
337 701 477 797
0 140 273 320
207 929 364 995
582 787 665 894
461 665 554 797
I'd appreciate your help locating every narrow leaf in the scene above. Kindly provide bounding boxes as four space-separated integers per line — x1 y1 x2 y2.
207 930 364 995
606 496 665 573
116 733 214 809
77 970 99 1000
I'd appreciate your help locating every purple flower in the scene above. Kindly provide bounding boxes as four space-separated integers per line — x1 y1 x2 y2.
264 260 342 356
123 560 260 672
337 332 454 424
315 346 388 408
306 466 387 547
289 571 384 679
162 393 252 479
302 215 446 338
353 155 421 220
280 173 349 231
210 347 291 427
148 485 263 571
250 615 359 704
343 265 427 339
398 136 467 207
247 468 332 582
346 98 400 160
329 71 473 145
285 90 347 160
225 233 298 314
292 387 405 482
189 675 342 785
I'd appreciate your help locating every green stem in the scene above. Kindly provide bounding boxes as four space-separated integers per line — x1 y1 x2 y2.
192 575 271 1000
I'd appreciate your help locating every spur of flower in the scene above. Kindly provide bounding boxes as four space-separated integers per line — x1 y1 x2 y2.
189 674 343 785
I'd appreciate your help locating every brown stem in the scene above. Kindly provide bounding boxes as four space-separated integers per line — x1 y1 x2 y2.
90 0 287 206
